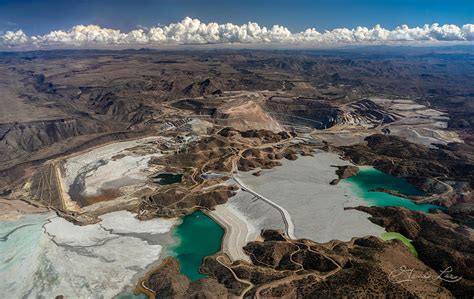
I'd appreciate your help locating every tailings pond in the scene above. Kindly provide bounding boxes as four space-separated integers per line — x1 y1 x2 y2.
0 210 225 297
0 211 176 298
170 211 224 280
343 166 444 212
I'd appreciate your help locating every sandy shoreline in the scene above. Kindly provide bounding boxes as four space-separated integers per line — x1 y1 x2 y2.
207 204 255 262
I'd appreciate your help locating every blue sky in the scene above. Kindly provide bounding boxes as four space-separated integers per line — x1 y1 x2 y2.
1 0 473 35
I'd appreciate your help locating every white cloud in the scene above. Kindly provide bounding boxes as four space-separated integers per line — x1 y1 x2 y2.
0 29 28 46
1 17 473 48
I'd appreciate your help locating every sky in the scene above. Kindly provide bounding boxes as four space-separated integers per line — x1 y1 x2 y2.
0 0 473 48
1 0 473 34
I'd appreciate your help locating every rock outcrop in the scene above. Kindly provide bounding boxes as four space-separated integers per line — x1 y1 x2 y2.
140 185 238 218
139 257 229 299
182 78 222 97
448 202 474 228
0 119 102 163
330 165 359 185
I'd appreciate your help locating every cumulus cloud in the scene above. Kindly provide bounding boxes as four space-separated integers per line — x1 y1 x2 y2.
1 17 473 48
1 29 29 46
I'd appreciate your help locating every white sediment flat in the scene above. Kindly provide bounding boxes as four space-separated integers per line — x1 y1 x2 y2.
83 153 157 195
0 211 176 298
63 140 140 188
233 176 296 238
62 137 163 197
99 210 177 234
227 190 287 235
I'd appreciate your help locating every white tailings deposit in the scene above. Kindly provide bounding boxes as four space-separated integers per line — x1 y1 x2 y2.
0 211 177 298
61 137 165 204
231 151 385 243
371 98 463 147
208 190 288 261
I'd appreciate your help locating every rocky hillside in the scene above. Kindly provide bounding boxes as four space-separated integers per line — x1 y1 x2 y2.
341 134 474 206
0 119 102 163
356 206 474 297
141 230 453 298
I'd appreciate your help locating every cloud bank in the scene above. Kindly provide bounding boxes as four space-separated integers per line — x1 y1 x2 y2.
1 17 473 49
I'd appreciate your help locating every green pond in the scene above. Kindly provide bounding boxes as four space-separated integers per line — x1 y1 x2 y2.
153 173 182 185
170 211 224 281
381 232 418 257
344 167 444 212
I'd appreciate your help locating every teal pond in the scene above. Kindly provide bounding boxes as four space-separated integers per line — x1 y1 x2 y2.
170 211 224 280
344 166 445 212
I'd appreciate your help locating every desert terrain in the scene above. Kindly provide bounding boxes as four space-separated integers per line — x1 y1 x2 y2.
1 47 473 298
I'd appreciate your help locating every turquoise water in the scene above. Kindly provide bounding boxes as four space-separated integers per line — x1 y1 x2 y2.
344 167 445 212
170 211 224 281
0 213 53 298
0 214 49 274
115 292 148 299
